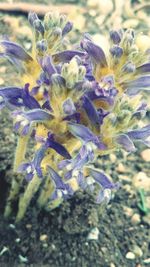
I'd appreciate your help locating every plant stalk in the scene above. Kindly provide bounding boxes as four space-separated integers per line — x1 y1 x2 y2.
4 135 29 218
16 174 41 222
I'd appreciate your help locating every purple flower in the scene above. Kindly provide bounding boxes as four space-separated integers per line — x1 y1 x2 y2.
62 98 76 115
36 39 48 53
18 145 46 180
0 84 40 110
22 84 41 109
86 79 118 106
40 55 57 78
13 109 52 135
48 167 74 200
53 50 85 63
88 168 120 204
122 62 135 73
110 30 122 44
0 41 32 62
82 95 101 127
58 145 94 181
124 76 150 95
33 19 45 35
62 21 73 37
0 87 23 110
127 124 150 147
28 11 39 26
136 63 150 74
115 134 136 152
110 45 123 58
68 122 106 150
45 133 71 159
63 112 80 123
81 37 108 68
89 168 119 189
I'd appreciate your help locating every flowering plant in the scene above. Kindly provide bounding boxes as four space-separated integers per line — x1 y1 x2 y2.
0 11 150 222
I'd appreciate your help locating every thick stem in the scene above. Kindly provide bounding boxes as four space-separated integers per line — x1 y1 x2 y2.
4 135 29 218
16 174 41 222
13 135 29 172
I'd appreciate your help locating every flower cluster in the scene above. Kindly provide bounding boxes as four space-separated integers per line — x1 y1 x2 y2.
0 12 150 221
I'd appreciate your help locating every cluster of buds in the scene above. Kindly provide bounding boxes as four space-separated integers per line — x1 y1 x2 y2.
0 12 150 222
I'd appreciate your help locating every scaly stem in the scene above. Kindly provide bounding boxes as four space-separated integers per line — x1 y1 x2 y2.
37 176 54 208
16 174 41 222
4 135 29 218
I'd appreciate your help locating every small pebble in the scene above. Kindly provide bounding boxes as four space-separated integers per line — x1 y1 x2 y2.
143 258 150 264
26 224 32 229
123 184 135 197
133 172 150 191
9 224 16 229
110 263 116 267
123 206 134 217
42 243 48 248
116 163 126 173
141 149 150 162
143 214 150 226
132 245 143 258
15 238 21 243
51 244 56 250
101 247 107 253
40 234 48 242
123 19 139 28
0 246 9 256
136 35 150 51
131 213 141 225
126 251 135 260
18 254 28 263
109 154 117 163
119 175 131 182
87 227 99 240
0 78 4 85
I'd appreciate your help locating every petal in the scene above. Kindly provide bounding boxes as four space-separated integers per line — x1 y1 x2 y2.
41 56 57 77
116 134 136 152
68 122 96 143
89 168 119 189
22 84 41 109
81 39 107 67
96 189 112 204
127 124 150 140
63 112 80 123
69 122 106 149
0 86 23 109
125 76 150 95
25 109 52 121
136 63 150 74
0 41 32 61
33 146 46 178
48 166 66 190
46 139 71 159
53 50 85 63
82 95 100 127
